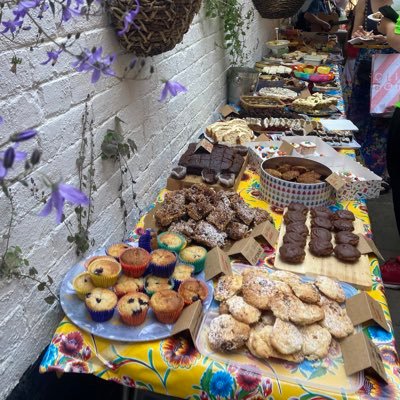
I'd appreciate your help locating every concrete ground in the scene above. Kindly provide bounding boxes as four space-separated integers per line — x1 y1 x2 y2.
367 192 400 351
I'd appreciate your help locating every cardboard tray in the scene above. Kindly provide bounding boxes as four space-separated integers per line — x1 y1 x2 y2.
309 153 382 201
166 156 248 192
274 212 372 290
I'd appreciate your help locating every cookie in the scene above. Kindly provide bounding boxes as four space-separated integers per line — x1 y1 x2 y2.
247 325 304 363
335 231 359 246
300 324 332 360
290 282 320 304
282 170 300 181
311 217 332 231
315 276 346 303
288 202 308 215
310 206 334 220
291 301 325 326
219 301 229 314
242 272 280 310
226 295 261 325
266 168 282 179
333 210 355 221
310 228 332 242
271 318 303 355
279 244 306 264
214 274 243 302
319 297 354 339
208 314 250 352
309 239 333 257
333 219 354 232
269 292 302 321
284 211 307 225
285 222 309 237
334 244 361 263
269 270 301 286
283 232 307 247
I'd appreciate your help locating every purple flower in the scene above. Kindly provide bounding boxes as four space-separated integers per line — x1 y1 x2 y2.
61 0 80 22
41 50 62 66
0 144 27 179
3 147 15 169
1 19 23 34
0 116 3 125
11 129 38 142
159 80 187 102
72 47 116 83
39 183 89 223
20 0 41 8
118 1 140 36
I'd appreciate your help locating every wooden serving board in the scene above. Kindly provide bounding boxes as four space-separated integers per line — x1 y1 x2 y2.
274 212 372 290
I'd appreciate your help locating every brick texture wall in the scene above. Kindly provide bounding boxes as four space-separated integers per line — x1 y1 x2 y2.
0 4 277 398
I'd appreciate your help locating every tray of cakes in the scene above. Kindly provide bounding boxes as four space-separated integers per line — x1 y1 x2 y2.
196 265 364 394
60 242 214 342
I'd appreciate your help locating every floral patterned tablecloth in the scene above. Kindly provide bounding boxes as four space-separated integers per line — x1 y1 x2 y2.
40 161 400 400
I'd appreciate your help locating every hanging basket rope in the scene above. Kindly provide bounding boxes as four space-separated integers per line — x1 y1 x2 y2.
252 0 306 19
107 0 202 57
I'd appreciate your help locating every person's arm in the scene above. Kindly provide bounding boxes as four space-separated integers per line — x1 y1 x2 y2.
378 18 400 51
304 12 332 31
352 0 366 37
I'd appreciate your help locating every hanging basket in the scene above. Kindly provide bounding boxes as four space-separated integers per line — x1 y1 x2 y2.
107 0 202 57
252 0 306 19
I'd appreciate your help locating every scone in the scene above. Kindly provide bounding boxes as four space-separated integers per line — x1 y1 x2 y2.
271 318 303 355
300 324 332 359
214 274 243 302
226 295 261 324
315 276 346 303
208 314 250 352
319 297 354 339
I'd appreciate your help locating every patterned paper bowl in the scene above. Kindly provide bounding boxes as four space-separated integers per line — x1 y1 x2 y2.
260 156 334 208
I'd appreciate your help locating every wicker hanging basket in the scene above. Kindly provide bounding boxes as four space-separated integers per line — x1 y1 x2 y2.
107 0 202 57
252 0 306 19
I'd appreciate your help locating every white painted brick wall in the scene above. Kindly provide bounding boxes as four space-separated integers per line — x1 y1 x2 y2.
0 3 277 398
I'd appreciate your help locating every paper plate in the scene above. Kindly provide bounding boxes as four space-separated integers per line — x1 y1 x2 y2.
60 246 214 342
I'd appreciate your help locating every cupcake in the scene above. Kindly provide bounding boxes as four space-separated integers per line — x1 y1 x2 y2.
84 255 116 270
73 272 95 300
179 246 207 274
299 141 317 156
88 259 121 288
138 229 153 253
145 275 173 296
150 290 184 324
113 275 144 297
178 278 209 305
170 264 194 290
149 249 177 278
85 288 117 322
106 243 130 260
157 232 186 253
119 248 151 278
117 292 150 326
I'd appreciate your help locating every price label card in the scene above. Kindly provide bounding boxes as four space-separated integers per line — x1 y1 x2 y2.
227 237 263 265
279 140 295 155
204 247 232 280
326 173 347 190
195 139 214 154
358 234 385 260
251 220 279 247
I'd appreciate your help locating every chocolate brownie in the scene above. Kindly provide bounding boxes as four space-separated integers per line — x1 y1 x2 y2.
253 207 273 226
206 207 234 231
285 222 309 237
309 239 333 257
311 217 332 231
311 228 332 242
284 211 307 225
155 203 186 227
334 244 361 262
333 210 355 221
226 221 249 240
193 221 227 248
231 201 255 225
186 200 214 221
279 244 306 263
333 219 354 232
335 231 359 246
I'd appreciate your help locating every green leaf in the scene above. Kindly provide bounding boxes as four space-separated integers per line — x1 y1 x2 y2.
127 138 137 153
67 236 75 243
200 364 213 393
44 295 56 305
24 259 29 266
37 282 46 291
47 275 54 285
29 267 38 276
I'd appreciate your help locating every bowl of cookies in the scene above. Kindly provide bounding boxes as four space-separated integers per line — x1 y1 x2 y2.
260 157 334 208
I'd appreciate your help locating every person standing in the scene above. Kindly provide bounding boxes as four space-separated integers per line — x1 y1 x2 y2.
347 0 395 188
295 0 337 31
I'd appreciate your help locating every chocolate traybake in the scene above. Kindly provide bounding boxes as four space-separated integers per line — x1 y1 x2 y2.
178 143 246 177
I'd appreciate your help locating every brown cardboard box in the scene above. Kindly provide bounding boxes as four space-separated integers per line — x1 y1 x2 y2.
227 237 263 265
143 205 161 233
341 332 388 382
219 104 239 118
346 292 390 332
204 247 232 280
172 301 203 346
357 234 385 260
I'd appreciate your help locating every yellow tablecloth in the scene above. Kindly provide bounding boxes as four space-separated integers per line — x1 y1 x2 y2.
40 164 400 400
